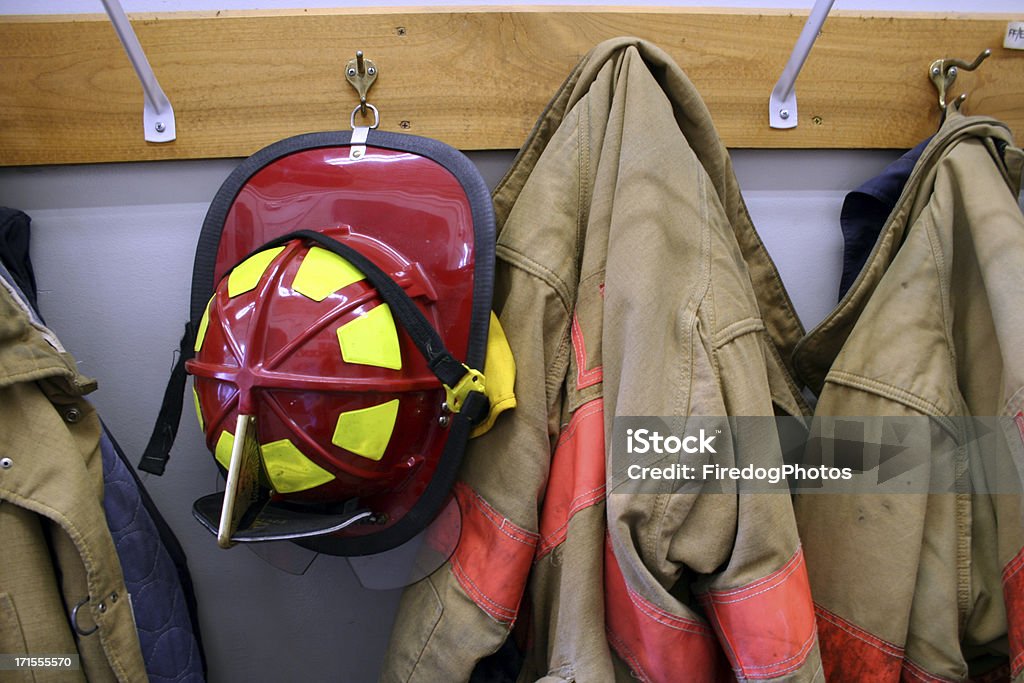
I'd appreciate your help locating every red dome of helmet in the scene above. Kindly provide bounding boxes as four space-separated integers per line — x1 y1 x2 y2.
189 224 460 512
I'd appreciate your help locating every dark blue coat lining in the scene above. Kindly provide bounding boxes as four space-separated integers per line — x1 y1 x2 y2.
838 138 930 300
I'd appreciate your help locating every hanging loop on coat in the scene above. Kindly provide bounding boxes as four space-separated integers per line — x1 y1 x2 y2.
929 49 991 113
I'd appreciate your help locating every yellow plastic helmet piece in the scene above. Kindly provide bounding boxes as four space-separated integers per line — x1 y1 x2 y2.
260 439 336 494
195 296 214 353
193 386 205 432
291 246 366 302
227 246 285 297
470 312 517 438
336 304 403 370
332 399 401 461
214 430 234 470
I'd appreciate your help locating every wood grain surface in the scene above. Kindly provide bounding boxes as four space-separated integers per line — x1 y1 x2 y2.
1 8 1021 165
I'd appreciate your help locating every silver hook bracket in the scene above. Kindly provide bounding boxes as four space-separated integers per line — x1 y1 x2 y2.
769 0 836 129
100 0 176 143
349 104 380 161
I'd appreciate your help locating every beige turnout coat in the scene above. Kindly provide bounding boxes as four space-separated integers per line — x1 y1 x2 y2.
383 37 822 683
0 275 147 682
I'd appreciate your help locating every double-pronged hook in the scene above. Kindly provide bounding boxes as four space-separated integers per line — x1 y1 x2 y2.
929 49 990 113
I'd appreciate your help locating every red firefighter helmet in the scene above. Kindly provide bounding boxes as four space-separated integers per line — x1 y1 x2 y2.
154 129 495 557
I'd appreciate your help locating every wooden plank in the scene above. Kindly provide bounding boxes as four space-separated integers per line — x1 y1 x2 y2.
0 8 1021 165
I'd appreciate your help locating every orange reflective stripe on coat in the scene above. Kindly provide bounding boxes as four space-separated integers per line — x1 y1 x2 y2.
698 547 818 679
1003 545 1024 679
537 398 605 558
1009 418 1024 679
815 602 1015 683
604 538 731 683
571 312 603 389
815 604 903 682
450 481 539 625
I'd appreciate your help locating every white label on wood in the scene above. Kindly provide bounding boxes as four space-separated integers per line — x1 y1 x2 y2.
1005 22 1024 50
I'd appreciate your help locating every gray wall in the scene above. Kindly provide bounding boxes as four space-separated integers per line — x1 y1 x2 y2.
1 1 1021 681
0 148 896 682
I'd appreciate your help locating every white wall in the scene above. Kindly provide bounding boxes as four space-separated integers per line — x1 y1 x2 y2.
1 2 1021 682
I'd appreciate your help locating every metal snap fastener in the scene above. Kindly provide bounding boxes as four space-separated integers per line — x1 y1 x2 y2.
64 407 82 423
109 592 118 603
97 602 107 614
0 458 12 469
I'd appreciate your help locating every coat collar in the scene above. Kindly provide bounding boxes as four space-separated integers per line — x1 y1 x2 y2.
0 265 93 393
792 111 1019 395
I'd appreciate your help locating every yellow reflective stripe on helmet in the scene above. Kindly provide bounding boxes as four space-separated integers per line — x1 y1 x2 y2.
214 430 234 470
259 439 335 494
227 246 285 297
332 399 400 461
193 386 205 432
194 296 214 353
336 304 402 370
291 246 365 302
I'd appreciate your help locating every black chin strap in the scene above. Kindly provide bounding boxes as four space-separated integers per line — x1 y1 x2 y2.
138 322 195 475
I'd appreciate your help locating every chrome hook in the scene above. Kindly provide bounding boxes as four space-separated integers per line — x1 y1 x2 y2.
929 49 990 112
345 50 378 117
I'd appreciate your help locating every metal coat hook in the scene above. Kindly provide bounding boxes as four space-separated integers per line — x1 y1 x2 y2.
769 0 835 129
929 49 991 113
346 51 378 118
100 0 176 143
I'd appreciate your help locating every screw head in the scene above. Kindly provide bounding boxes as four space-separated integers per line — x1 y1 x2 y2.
347 67 357 77
351 148 363 159
779 109 790 120
367 66 377 76
948 66 958 78
154 122 166 133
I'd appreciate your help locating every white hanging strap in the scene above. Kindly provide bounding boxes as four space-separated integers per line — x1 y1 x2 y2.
769 0 836 129
100 0 176 143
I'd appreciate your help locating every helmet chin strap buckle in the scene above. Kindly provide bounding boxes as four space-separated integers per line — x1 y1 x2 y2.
443 367 489 425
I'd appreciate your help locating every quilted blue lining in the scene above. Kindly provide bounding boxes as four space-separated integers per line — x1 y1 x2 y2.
101 430 205 683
